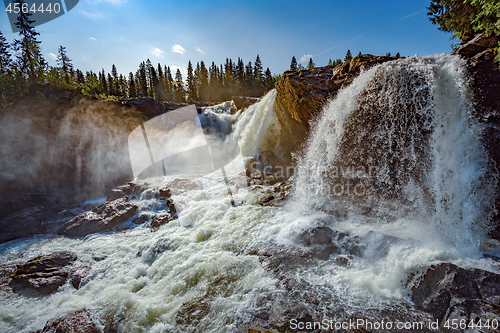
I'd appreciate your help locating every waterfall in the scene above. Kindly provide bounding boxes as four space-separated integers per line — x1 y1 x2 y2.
294 54 496 249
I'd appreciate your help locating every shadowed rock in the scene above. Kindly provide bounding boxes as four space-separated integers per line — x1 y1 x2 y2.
58 197 137 237
411 263 500 329
10 251 77 295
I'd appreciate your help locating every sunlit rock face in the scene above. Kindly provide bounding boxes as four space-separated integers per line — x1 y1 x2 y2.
275 54 401 126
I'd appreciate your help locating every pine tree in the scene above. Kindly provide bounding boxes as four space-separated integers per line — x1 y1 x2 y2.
138 62 147 97
118 74 126 97
344 50 353 62
128 72 137 98
264 67 273 90
199 61 208 101
308 57 315 69
358 51 362 57
145 59 153 97
396 52 401 58
108 64 117 94
386 52 391 57
236 57 245 95
100 69 108 94
150 66 159 98
174 68 184 102
290 56 298 71
157 63 163 79
254 54 263 81
165 66 173 101
107 73 114 96
12 0 46 82
56 45 73 84
0 31 11 74
187 60 197 101
328 59 333 66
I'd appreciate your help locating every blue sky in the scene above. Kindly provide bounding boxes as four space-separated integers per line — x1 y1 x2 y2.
1 0 456 77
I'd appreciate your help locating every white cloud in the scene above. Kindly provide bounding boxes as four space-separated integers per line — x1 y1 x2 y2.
171 44 186 55
80 10 103 20
48 53 57 60
89 37 97 41
195 47 205 54
300 54 313 63
152 48 164 57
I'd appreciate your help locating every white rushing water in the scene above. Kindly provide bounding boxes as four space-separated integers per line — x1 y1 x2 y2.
1 54 499 332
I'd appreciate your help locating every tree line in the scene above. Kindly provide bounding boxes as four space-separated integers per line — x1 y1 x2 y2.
0 1 278 108
288 50 401 72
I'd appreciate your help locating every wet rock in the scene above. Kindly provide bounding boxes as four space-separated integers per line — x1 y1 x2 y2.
136 238 170 260
255 178 294 207
125 97 165 116
276 54 401 125
10 251 77 294
58 197 138 237
176 297 210 327
411 263 500 328
106 183 135 201
150 211 175 231
132 214 148 225
37 309 100 333
232 96 260 111
463 42 500 241
299 227 335 245
0 205 59 244
156 188 171 198
70 264 92 289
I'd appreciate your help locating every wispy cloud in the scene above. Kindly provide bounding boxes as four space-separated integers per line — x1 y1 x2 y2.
89 37 98 41
300 54 312 63
80 10 103 20
172 44 186 55
48 53 57 60
196 47 205 54
152 48 164 57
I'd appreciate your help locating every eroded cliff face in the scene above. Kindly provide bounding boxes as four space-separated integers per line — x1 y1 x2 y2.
456 34 500 239
275 54 402 126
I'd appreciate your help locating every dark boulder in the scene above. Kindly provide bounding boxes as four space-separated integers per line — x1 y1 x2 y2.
69 264 92 289
298 227 334 246
36 309 100 333
10 251 77 294
58 197 137 237
0 205 60 244
411 263 500 328
125 97 165 116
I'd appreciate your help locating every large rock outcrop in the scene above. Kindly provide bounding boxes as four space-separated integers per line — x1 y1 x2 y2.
275 54 402 125
411 263 500 331
456 34 500 240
